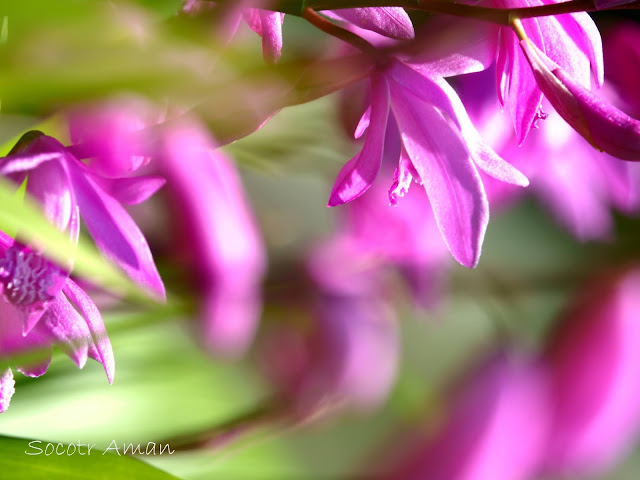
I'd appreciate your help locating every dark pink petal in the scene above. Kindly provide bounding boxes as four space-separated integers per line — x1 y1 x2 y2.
521 40 640 161
0 369 15 413
390 86 489 268
63 279 114 383
328 73 390 207
95 175 166 205
67 161 165 298
330 8 414 40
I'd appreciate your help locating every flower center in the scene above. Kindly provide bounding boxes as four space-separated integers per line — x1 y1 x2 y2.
0 245 63 306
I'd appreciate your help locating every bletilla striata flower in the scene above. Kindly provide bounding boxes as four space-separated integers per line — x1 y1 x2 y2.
0 132 166 299
329 57 528 268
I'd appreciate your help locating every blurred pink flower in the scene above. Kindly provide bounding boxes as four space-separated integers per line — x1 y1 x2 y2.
542 268 640 475
158 119 266 358
380 352 550 480
261 239 398 415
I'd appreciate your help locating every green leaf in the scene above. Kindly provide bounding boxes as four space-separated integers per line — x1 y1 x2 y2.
0 435 181 480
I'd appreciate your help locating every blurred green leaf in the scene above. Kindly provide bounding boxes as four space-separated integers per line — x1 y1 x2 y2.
0 435 180 480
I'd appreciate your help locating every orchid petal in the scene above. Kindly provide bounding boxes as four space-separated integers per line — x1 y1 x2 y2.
67 161 165 298
391 87 489 268
96 175 166 205
505 24 544 144
331 8 414 40
63 279 114 383
565 13 604 87
328 73 390 206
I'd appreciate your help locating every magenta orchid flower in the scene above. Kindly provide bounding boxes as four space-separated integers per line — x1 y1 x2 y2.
0 244 115 413
542 268 640 476
0 132 166 299
483 0 603 144
520 39 640 161
157 120 266 358
329 58 528 268
380 352 550 480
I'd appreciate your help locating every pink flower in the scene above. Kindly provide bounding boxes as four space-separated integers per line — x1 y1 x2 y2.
380 352 550 480
329 58 528 268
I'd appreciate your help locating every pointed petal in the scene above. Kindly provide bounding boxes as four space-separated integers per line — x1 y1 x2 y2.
331 8 414 40
505 24 544 144
391 87 489 268
96 175 166 205
328 74 390 206
63 279 114 383
0 369 15 413
67 161 165 298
